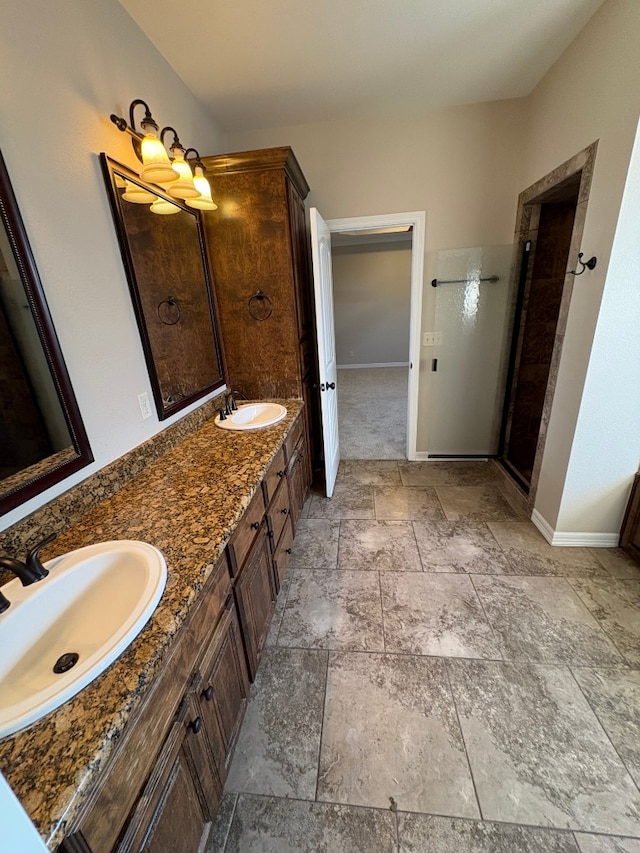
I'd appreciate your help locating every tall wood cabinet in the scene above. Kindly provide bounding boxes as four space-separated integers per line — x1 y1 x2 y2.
200 147 320 477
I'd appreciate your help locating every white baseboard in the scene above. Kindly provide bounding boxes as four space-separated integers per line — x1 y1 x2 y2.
414 452 430 460
531 509 619 548
337 362 410 369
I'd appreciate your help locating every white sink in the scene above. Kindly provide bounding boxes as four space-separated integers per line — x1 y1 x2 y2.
215 402 287 430
0 540 167 738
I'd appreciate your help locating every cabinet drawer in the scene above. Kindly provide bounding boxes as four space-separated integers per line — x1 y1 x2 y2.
262 446 287 507
273 516 294 589
284 415 304 465
226 487 266 576
267 478 291 553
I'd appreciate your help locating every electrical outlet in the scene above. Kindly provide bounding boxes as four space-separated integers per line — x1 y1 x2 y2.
138 392 152 420
422 332 436 347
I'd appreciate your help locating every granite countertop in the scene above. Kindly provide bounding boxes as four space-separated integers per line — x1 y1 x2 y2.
0 401 302 850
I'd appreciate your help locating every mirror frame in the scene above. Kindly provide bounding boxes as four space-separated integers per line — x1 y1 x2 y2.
100 155 226 420
0 150 93 515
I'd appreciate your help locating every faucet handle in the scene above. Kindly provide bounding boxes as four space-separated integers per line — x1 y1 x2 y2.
26 533 55 581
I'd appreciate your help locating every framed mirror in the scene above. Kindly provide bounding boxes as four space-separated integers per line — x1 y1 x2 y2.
100 155 225 420
0 150 93 515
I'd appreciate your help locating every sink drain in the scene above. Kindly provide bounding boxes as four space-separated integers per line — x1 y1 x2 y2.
53 652 79 674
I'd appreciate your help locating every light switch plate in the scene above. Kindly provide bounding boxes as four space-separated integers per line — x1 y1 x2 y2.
138 392 152 420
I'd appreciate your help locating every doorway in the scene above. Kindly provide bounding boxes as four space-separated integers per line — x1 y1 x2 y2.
331 227 413 459
499 142 597 500
310 210 426 496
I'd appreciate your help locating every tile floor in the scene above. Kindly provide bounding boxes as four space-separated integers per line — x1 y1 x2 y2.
211 461 640 852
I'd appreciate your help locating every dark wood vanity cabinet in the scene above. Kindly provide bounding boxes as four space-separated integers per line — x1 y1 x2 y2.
116 693 220 853
200 147 320 481
61 558 247 853
621 473 640 563
60 418 309 853
233 530 276 680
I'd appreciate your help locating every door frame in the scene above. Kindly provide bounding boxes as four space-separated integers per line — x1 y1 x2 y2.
325 210 426 461
500 142 597 513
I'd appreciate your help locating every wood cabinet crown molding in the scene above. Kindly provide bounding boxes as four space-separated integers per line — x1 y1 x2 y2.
201 146 310 198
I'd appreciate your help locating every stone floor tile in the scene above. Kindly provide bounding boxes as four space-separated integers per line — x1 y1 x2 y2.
317 651 478 817
308 484 375 520
398 460 501 487
277 569 384 651
397 812 580 852
287 518 340 568
572 667 640 788
373 486 445 521
447 659 640 834
381 572 500 659
435 485 520 522
488 521 607 576
473 575 623 665
590 549 640 580
224 794 397 853
570 579 640 667
413 520 510 573
337 460 402 486
225 647 327 799
338 520 422 571
575 834 640 852
265 574 291 646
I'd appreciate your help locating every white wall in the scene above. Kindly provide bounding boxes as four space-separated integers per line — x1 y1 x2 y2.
0 0 226 529
522 0 640 535
333 243 411 366
228 99 527 452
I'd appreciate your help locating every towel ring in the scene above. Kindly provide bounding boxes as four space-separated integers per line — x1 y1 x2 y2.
157 296 181 325
247 290 273 320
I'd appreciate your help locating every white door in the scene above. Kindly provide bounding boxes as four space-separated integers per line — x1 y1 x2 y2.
310 207 340 497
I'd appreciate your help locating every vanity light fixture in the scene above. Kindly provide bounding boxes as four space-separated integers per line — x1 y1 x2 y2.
184 149 217 211
109 100 217 213
121 180 157 205
149 196 181 215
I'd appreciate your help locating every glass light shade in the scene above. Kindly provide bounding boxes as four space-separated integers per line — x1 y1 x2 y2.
139 133 178 185
168 153 199 199
150 197 181 215
121 180 157 204
185 167 217 211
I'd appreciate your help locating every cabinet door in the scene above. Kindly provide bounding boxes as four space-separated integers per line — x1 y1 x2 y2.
117 693 220 853
198 596 250 779
287 438 309 532
621 474 640 563
234 531 276 680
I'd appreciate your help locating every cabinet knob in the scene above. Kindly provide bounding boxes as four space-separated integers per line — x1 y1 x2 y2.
250 520 263 531
277 470 285 478
285 548 292 554
202 685 214 702
280 507 289 515
189 717 202 734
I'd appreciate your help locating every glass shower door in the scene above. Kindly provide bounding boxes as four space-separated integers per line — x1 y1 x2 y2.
427 245 516 456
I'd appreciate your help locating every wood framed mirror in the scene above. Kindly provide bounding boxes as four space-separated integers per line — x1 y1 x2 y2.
0 150 93 515
100 155 226 420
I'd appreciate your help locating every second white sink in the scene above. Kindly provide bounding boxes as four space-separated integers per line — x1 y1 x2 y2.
215 402 287 430
0 540 167 738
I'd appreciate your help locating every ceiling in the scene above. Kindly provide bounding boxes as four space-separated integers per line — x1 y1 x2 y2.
120 0 606 133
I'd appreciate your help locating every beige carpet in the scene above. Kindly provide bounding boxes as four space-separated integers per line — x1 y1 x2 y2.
337 366 408 459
